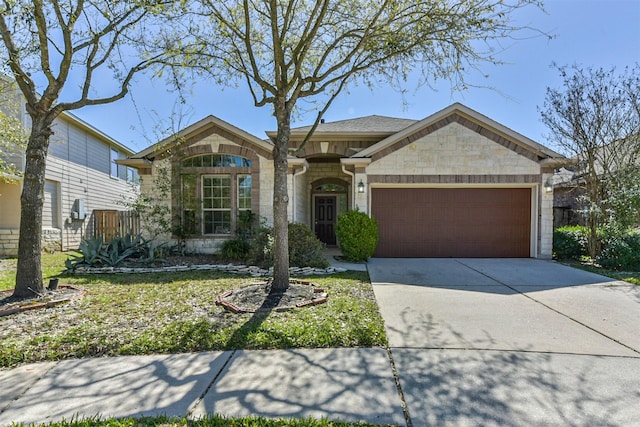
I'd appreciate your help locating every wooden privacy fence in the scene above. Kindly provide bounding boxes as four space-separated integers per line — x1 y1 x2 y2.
93 210 140 242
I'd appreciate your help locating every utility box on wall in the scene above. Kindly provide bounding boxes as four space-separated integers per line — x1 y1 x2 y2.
71 199 87 220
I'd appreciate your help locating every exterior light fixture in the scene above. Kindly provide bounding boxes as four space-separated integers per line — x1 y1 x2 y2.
544 177 554 193
357 180 365 193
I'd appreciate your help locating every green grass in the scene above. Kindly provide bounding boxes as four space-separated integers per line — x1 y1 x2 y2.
0 253 387 368
0 251 72 291
25 414 387 427
562 260 640 285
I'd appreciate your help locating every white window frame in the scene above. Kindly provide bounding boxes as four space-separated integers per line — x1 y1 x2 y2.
202 174 232 235
110 148 119 178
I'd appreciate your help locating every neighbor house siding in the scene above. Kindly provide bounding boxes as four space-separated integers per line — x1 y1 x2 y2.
0 93 136 255
44 153 133 250
0 181 21 256
43 180 60 228
0 181 21 228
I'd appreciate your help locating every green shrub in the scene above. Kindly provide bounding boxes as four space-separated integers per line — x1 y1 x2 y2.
335 209 378 262
247 226 274 268
553 226 588 260
219 238 251 261
597 232 640 270
65 233 149 271
288 223 329 268
247 223 328 268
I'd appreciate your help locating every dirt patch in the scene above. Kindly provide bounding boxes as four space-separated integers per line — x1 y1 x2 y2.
216 279 328 313
0 285 86 317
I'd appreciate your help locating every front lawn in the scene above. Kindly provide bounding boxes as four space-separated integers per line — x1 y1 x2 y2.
39 415 385 427
562 260 640 285
0 253 386 368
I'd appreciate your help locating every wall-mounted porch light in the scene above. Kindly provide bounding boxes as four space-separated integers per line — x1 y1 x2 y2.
544 177 554 193
357 180 365 193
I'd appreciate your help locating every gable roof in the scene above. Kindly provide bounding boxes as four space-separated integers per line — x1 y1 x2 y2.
354 103 565 163
124 115 274 164
291 115 417 133
267 115 417 142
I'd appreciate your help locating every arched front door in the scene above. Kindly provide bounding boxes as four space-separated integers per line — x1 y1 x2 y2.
311 178 349 246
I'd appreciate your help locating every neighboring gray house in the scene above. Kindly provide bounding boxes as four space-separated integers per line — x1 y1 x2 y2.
0 107 139 256
123 103 566 258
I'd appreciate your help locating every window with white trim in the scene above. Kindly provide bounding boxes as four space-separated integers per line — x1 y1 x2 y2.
202 175 231 234
238 175 252 211
110 148 119 178
178 154 252 236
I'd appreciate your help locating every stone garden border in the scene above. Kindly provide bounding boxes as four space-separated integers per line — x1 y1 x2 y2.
215 279 329 314
72 264 347 277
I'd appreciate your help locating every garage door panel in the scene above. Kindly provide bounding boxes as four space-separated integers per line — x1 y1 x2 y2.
372 188 531 258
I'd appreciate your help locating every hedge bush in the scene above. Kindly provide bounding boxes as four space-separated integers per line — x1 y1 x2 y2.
553 226 588 260
246 223 329 268
288 223 329 268
219 238 251 261
335 209 378 262
597 233 640 270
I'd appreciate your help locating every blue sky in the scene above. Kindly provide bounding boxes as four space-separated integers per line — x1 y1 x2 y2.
74 0 640 153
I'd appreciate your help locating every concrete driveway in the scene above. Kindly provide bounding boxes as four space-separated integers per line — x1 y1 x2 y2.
369 258 640 426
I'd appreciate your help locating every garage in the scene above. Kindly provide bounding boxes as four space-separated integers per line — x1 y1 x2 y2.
371 187 532 258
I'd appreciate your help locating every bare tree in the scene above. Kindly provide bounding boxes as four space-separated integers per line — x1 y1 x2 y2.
540 64 640 258
0 0 175 297
183 0 545 290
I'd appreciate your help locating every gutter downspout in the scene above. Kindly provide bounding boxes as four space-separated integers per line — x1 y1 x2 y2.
341 163 355 210
292 162 308 223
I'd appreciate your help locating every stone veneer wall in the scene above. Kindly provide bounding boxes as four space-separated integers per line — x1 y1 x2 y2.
366 122 540 176
0 229 19 256
0 227 62 256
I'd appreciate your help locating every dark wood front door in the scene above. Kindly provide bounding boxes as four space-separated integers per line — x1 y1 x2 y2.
315 196 337 245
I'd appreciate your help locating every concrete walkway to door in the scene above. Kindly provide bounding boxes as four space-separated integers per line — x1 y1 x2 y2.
369 258 640 426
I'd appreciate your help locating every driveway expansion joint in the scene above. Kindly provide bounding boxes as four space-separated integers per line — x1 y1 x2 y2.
386 347 413 427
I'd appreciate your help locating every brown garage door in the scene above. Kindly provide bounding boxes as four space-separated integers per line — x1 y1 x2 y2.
371 188 531 258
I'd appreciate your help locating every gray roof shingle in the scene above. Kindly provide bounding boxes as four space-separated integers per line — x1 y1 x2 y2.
290 115 417 134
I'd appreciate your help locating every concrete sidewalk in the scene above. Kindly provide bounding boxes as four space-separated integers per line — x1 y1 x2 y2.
0 348 405 426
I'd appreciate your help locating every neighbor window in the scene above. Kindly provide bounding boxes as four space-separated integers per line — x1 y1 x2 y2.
110 148 119 178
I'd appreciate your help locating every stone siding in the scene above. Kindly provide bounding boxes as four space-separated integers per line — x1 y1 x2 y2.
539 173 554 259
0 228 62 256
259 156 275 225
42 227 62 253
366 122 540 176
0 229 19 256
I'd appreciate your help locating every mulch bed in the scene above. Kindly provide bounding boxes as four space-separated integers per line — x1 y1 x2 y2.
0 285 86 317
216 279 328 314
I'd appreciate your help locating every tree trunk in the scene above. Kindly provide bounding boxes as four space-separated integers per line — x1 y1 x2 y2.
13 118 52 298
271 104 291 291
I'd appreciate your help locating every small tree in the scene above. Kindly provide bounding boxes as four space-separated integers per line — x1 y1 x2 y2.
540 64 640 258
0 82 27 181
183 0 545 290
